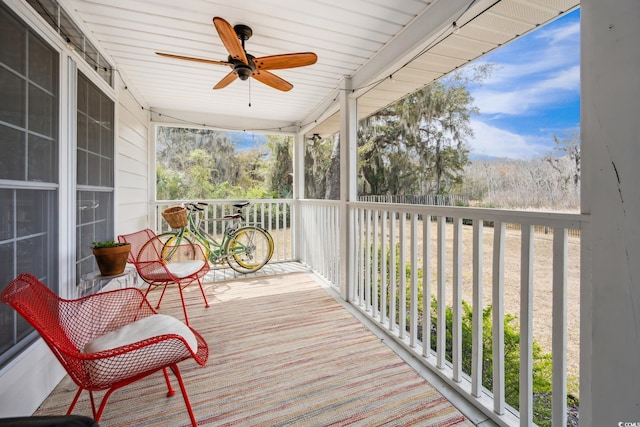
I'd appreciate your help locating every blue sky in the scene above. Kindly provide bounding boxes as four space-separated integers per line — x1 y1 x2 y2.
465 8 580 159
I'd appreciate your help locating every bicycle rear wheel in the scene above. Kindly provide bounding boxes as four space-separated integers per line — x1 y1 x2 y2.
224 226 274 273
158 232 204 261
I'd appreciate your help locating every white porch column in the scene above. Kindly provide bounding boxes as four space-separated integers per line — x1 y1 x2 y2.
292 130 304 261
581 0 640 425
339 77 358 300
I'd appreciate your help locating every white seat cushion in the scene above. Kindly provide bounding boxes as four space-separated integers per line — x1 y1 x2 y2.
166 260 206 278
84 313 198 354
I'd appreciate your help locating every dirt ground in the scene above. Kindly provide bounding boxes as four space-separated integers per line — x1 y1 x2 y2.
413 221 581 387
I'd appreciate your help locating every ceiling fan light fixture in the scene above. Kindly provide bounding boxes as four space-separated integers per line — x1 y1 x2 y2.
236 65 253 80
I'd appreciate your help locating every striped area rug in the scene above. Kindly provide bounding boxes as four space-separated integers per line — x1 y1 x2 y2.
35 272 472 426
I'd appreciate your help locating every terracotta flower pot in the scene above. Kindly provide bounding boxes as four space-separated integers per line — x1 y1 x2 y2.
92 243 131 276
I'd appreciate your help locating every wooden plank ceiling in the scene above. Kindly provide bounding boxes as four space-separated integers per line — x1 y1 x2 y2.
64 0 579 137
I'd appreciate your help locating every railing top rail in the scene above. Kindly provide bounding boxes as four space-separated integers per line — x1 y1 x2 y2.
298 199 341 207
154 198 293 206
349 201 588 229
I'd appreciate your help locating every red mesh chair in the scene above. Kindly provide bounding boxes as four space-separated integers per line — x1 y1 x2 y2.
0 273 209 426
118 229 210 325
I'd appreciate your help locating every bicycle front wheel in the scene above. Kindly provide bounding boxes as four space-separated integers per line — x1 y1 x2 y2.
224 226 274 273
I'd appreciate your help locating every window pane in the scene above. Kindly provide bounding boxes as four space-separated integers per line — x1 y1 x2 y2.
77 223 94 262
29 33 56 91
88 87 100 122
28 134 57 182
88 153 101 186
0 299 15 355
77 113 87 149
0 242 14 288
0 68 26 127
0 7 25 74
101 157 113 187
77 149 87 186
0 189 13 241
76 191 113 280
16 235 47 278
77 76 87 114
16 190 48 238
29 84 55 137
0 125 25 180
87 118 100 153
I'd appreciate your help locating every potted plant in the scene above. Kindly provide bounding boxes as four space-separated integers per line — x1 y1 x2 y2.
91 240 131 276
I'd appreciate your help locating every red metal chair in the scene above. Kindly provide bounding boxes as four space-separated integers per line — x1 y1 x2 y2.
118 228 210 325
0 273 209 426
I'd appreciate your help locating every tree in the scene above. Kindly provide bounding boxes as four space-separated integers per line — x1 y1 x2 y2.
156 164 186 200
324 134 340 200
357 66 489 196
185 149 216 199
460 133 581 211
266 135 293 198
304 134 334 199
156 126 282 200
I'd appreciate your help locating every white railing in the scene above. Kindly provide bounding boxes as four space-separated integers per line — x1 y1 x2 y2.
153 199 294 263
298 200 341 286
301 200 587 426
155 198 587 425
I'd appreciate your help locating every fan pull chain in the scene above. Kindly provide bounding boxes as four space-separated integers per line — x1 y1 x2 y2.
248 78 252 107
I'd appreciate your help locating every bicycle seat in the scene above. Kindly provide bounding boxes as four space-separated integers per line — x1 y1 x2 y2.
232 201 250 209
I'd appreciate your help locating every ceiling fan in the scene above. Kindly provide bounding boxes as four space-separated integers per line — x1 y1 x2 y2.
156 17 317 92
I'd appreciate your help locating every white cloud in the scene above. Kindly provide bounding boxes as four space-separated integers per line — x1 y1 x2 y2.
472 64 579 116
536 20 580 45
468 119 552 159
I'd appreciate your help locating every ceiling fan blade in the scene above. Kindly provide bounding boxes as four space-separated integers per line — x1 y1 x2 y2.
213 17 248 65
156 52 231 66
213 70 238 89
254 52 318 70
252 70 293 92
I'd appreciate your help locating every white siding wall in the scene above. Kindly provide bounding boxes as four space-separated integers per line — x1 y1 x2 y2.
115 84 151 235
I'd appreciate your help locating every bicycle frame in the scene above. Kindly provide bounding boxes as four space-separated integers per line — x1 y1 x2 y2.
171 205 239 264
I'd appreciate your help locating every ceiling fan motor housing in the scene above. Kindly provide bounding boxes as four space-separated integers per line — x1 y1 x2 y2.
230 53 256 80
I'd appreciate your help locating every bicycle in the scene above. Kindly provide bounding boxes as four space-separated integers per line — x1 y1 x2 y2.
160 201 274 274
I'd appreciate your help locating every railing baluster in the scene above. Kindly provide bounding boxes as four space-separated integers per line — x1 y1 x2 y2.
472 219 484 397
552 227 568 427
275 202 281 261
436 216 446 369
372 209 379 318
422 213 432 358
320 205 325 278
381 210 388 325
452 217 463 382
410 213 418 348
365 209 372 310
399 213 407 340
520 225 534 426
389 212 397 333
334 205 340 285
493 221 505 415
357 208 365 305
